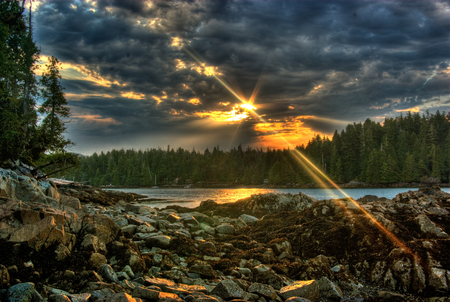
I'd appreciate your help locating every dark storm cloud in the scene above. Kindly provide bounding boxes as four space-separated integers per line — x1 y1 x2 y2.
33 0 450 153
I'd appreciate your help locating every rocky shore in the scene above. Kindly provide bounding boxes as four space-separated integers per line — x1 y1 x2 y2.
0 168 449 302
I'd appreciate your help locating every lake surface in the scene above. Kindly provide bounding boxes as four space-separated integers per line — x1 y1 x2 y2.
111 187 449 209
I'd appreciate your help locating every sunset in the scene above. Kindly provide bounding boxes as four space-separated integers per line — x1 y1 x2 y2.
28 0 449 154
1 1 450 300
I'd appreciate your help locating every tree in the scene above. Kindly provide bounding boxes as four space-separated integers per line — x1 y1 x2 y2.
38 56 72 152
0 0 40 164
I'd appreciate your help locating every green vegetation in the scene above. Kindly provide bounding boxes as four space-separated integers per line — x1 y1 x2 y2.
62 111 449 186
0 1 74 175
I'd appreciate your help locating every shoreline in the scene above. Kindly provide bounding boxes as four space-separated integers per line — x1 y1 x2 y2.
97 182 450 190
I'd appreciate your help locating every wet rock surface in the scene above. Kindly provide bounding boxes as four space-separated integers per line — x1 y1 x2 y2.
1 168 450 302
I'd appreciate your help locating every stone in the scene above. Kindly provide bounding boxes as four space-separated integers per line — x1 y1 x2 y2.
188 260 217 279
9 216 57 250
0 264 10 287
81 234 102 253
247 282 278 300
97 264 119 283
146 235 172 249
66 293 91 302
239 214 259 224
284 298 312 302
158 292 184 302
7 282 35 302
48 294 71 302
280 280 319 302
121 265 135 279
428 268 448 291
270 239 292 259
136 224 157 233
89 253 107 270
97 292 139 302
317 277 342 301
143 277 176 290
252 264 285 290
211 279 246 300
198 241 216 252
55 243 71 262
377 291 406 301
414 214 448 238
132 286 160 300
59 195 81 210
215 223 235 235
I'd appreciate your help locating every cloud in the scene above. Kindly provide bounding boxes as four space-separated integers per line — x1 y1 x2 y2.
32 0 450 154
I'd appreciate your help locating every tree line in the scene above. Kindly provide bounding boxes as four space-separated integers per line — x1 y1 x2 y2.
63 111 449 187
1 0 74 174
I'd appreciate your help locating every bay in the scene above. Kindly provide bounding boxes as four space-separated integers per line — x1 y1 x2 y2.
111 187 450 209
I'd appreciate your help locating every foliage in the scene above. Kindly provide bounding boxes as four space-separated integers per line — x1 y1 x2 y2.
60 111 450 186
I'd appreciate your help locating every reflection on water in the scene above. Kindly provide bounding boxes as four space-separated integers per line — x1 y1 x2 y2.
109 187 449 209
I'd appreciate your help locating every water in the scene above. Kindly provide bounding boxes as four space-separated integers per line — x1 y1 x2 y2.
111 187 449 209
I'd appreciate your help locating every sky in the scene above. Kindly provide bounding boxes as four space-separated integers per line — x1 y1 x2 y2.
31 0 450 155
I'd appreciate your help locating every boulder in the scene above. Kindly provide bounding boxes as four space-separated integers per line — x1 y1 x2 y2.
239 214 259 225
7 282 35 302
97 264 119 283
132 286 159 300
0 264 10 287
215 223 235 235
280 280 319 302
247 282 278 300
252 264 285 290
188 261 217 279
210 279 246 300
414 214 448 238
317 277 342 301
89 253 107 270
146 235 172 249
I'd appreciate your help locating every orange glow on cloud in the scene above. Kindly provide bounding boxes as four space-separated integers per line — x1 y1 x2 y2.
65 93 113 101
254 116 316 147
396 106 420 113
195 104 254 123
188 98 201 105
36 55 123 88
121 92 145 100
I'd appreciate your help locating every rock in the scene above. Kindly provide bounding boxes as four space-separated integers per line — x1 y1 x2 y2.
81 234 104 253
48 294 71 302
59 195 81 210
98 292 140 302
132 286 160 300
142 277 176 290
252 264 285 290
428 268 448 291
89 253 107 270
284 298 313 302
7 282 35 302
66 293 91 302
97 264 119 283
0 264 10 287
247 282 278 300
121 265 135 279
146 235 172 249
189 260 217 279
211 279 246 300
414 214 448 238
269 238 292 259
136 224 157 233
377 291 406 301
8 216 58 250
239 214 259 224
317 277 342 301
215 223 235 235
280 280 319 302
158 291 184 302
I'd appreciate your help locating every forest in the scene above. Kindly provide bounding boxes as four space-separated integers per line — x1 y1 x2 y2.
63 111 450 187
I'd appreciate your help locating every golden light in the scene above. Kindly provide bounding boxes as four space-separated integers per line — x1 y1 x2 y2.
396 107 420 113
121 92 145 100
195 103 255 123
188 98 201 105
181 45 420 257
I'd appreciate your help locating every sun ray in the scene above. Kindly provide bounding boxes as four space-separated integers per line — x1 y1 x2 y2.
180 46 419 257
